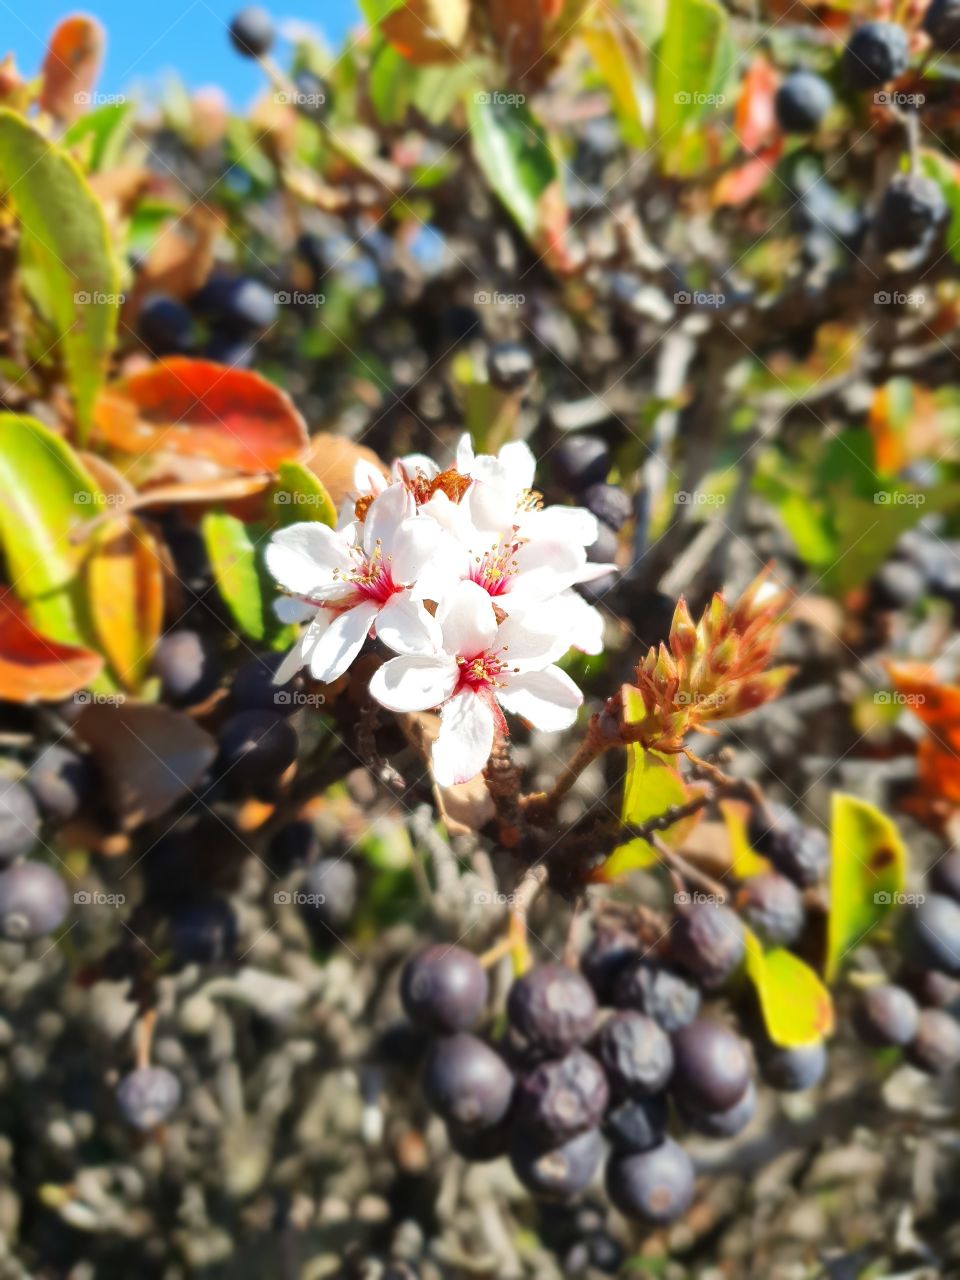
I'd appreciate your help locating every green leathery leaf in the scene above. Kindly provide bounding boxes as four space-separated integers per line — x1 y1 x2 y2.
743 928 835 1047
0 110 119 439
467 96 556 240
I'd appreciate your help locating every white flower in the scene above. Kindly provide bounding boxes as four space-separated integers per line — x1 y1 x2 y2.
369 580 583 786
265 483 445 684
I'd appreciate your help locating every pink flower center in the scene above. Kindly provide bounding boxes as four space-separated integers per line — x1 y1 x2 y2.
333 542 402 608
456 651 507 693
471 542 519 598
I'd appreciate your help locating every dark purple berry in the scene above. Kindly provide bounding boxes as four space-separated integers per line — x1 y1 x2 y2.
672 1020 751 1113
299 858 358 934
843 22 909 90
230 652 299 714
874 174 946 253
901 893 960 976
217 711 298 798
853 983 920 1048
748 803 828 887
605 1139 695 1225
0 862 68 939
507 965 597 1059
0 780 39 864
553 434 610 489
930 850 960 903
401 945 489 1034
670 902 745 990
871 560 926 611
151 630 219 707
116 1066 181 1130
292 70 330 121
905 1008 960 1073
510 1126 603 1200
899 966 960 1008
422 1034 513 1130
602 1094 668 1153
515 1049 608 1144
487 342 534 391
138 295 196 355
736 872 805 947
757 1039 827 1092
26 745 92 823
168 896 236 965
229 6 274 57
924 0 960 51
595 1011 673 1098
446 1116 510 1161
581 483 632 532
775 71 833 133
580 927 639 1004
678 1079 757 1139
613 958 701 1032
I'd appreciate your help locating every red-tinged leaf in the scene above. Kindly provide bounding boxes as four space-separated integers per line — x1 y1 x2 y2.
735 55 777 152
74 700 217 828
300 432 388 507
712 140 783 207
93 359 309 475
381 0 469 64
0 589 103 703
86 517 164 691
490 0 544 82
39 15 105 124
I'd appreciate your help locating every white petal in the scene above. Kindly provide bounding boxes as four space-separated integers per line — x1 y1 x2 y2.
556 590 605 655
309 600 379 682
274 611 332 683
519 505 600 546
437 580 498 658
354 458 387 496
411 537 469 604
456 434 475 473
363 482 414 555
505 539 584 602
273 596 316 624
498 440 537 492
374 595 443 655
574 559 619 585
432 690 496 786
265 524 352 594
390 516 444 584
368 653 458 712
494 611 570 670
464 479 517 534
497 666 583 731
396 453 439 481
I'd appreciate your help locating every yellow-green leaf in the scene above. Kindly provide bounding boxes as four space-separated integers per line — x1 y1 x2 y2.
825 792 908 981
0 110 119 438
202 513 269 642
605 744 691 877
743 927 835 1047
271 461 337 527
719 799 769 878
582 19 648 147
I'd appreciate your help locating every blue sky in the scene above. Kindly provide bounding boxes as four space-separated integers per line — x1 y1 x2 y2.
6 2 361 106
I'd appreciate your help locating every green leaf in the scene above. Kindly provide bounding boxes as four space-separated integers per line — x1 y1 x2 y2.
0 412 103 656
921 151 960 264
606 745 690 876
202 513 270 642
743 928 835 1047
655 0 733 159
271 462 337 527
582 20 648 147
0 110 119 439
826 793 908 981
369 42 413 124
467 96 556 240
62 102 132 172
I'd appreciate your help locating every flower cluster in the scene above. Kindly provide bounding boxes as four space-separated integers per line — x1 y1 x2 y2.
265 436 615 786
625 570 794 754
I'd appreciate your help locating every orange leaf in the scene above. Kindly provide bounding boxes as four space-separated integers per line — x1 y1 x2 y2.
300 432 387 507
0 588 102 702
74 700 217 828
94 359 309 475
490 0 544 81
735 55 778 152
39 15 105 124
86 517 164 691
712 140 783 207
381 0 469 64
